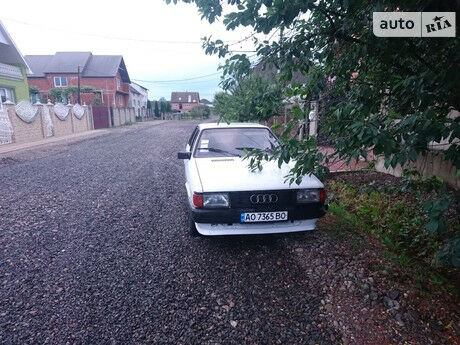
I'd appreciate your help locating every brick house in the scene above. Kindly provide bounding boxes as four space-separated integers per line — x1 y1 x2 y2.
171 92 200 112
24 52 131 107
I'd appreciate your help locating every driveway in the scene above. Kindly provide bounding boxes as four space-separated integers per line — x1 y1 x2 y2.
0 121 455 344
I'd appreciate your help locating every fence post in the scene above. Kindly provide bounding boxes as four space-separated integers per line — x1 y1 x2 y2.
68 102 75 133
83 103 91 130
34 101 45 139
309 100 319 137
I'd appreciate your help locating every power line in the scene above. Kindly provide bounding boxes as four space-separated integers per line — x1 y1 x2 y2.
138 77 221 85
2 17 246 46
132 72 222 83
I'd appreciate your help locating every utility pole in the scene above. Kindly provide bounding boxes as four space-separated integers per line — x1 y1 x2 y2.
77 65 81 104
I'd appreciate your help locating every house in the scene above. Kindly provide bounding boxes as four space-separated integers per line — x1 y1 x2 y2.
200 98 213 107
253 60 310 85
24 52 131 107
129 82 148 117
0 19 30 107
171 91 200 112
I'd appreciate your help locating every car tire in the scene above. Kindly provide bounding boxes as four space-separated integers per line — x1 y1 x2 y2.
188 209 199 237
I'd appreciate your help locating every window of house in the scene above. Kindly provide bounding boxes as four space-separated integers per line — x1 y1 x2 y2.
54 76 67 87
117 78 121 89
0 87 15 103
30 92 41 104
118 94 124 106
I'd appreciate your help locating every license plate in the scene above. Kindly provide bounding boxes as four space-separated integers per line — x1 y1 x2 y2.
240 211 288 223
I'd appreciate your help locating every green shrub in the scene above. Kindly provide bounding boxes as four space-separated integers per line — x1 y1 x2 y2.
328 179 459 269
189 105 211 119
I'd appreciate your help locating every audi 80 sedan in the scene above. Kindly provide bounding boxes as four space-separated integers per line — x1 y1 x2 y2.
178 123 327 236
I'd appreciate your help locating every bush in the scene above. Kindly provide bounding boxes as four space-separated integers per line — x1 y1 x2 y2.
189 105 211 119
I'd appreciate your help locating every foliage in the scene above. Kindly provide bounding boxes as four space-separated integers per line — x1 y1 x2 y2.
329 178 459 271
158 97 168 116
423 190 452 234
28 85 39 95
49 86 98 104
167 0 459 178
189 104 211 119
246 119 329 181
154 101 160 117
147 100 152 109
214 74 282 122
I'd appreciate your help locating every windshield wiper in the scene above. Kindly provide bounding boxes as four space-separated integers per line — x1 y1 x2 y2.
205 147 241 157
235 147 272 153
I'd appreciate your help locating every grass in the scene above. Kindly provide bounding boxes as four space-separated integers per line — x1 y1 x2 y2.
328 199 459 296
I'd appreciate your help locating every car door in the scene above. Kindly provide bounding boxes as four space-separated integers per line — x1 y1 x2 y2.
184 126 199 201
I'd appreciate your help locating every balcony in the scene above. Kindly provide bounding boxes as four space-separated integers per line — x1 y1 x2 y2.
0 62 23 81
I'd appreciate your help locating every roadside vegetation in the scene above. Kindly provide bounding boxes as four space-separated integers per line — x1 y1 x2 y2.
181 105 211 120
326 171 459 294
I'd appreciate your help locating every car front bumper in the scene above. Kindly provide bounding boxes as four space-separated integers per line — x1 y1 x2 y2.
195 219 319 236
191 203 327 236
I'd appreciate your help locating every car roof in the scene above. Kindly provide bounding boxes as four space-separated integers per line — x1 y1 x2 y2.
198 122 268 130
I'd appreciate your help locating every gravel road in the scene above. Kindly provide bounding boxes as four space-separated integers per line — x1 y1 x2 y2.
0 121 339 344
1 121 456 344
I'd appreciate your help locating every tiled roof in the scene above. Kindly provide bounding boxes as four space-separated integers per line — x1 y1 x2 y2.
24 52 131 82
171 92 200 103
200 98 212 105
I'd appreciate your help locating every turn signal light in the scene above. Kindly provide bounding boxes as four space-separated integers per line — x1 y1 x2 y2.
320 189 327 204
193 193 203 208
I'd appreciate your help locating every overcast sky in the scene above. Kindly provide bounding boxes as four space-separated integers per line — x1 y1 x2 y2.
1 0 258 101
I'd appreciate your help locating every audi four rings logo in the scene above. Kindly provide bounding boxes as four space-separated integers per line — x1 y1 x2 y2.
250 194 278 204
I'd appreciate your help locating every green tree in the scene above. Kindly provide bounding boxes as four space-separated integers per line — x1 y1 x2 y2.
154 101 160 117
167 0 459 176
214 74 282 122
168 0 460 266
189 104 211 119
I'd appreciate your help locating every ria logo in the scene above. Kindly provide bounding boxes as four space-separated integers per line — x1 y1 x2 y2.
373 12 456 37
426 15 452 33
422 12 455 37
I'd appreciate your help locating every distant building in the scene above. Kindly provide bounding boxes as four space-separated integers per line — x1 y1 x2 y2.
200 98 213 107
253 60 310 85
171 91 200 112
0 19 30 107
25 52 131 107
129 82 148 117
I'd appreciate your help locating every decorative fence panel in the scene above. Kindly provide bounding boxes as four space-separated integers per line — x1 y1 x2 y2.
0 101 91 146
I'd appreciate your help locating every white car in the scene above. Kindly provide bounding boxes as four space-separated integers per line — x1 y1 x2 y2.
178 123 327 236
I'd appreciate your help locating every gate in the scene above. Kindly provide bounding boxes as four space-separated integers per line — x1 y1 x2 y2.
92 106 110 129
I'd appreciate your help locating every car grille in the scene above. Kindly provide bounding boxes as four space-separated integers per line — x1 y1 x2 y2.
229 190 296 210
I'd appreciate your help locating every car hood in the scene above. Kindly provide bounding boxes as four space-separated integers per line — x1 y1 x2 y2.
194 157 324 192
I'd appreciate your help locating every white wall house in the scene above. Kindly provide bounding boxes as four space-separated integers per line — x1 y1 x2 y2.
129 82 148 117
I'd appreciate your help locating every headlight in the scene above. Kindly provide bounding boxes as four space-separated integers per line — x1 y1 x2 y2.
203 193 230 208
296 189 320 203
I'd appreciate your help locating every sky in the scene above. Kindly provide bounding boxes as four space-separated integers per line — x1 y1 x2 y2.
0 0 258 101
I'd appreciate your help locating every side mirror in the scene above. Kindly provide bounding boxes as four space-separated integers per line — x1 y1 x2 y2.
177 151 191 160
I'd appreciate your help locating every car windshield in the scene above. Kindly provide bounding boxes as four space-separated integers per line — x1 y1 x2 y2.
194 128 279 158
